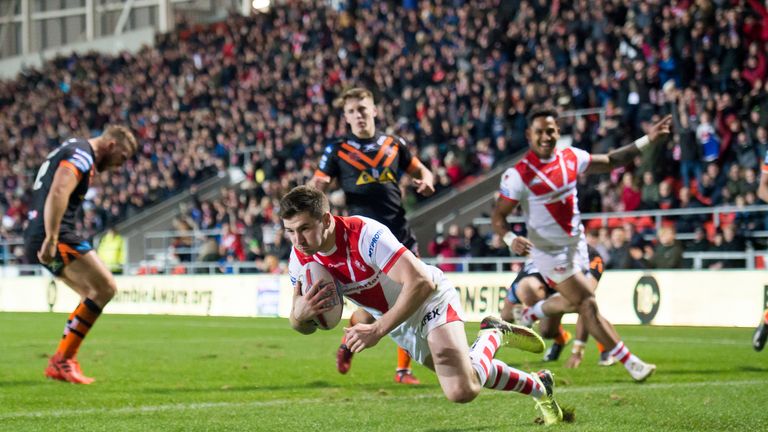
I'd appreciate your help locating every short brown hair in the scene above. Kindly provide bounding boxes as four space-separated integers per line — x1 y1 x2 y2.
103 125 138 154
333 87 374 109
279 186 329 220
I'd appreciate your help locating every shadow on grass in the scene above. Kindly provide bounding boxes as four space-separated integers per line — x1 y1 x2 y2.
660 366 768 376
0 380 47 387
422 427 494 432
737 365 768 373
143 380 442 395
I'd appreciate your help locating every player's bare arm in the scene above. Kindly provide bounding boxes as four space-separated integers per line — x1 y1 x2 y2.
344 251 435 353
491 197 532 255
757 169 768 202
408 159 436 196
586 115 672 174
38 167 79 264
290 279 338 335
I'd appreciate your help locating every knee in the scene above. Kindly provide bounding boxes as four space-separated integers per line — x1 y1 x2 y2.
578 296 598 316
444 383 480 404
89 278 117 303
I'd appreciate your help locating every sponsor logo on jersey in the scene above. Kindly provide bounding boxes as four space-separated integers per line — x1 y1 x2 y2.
368 229 383 258
363 143 379 152
339 273 382 295
553 265 568 273
353 259 366 272
356 167 397 185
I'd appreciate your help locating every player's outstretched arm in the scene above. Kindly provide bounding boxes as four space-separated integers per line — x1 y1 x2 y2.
409 159 435 196
586 115 672 174
38 166 79 264
758 168 768 203
344 251 434 353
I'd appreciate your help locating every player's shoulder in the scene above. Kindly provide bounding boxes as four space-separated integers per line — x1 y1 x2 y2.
562 145 590 159
387 133 410 147
341 215 384 232
322 138 345 154
501 165 524 183
61 138 95 171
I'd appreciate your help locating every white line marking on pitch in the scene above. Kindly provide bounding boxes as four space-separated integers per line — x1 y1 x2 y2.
2 379 765 420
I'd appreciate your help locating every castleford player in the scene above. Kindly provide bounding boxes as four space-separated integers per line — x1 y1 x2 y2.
311 87 435 384
24 126 138 384
502 247 617 367
753 149 768 351
492 108 671 381
282 186 564 425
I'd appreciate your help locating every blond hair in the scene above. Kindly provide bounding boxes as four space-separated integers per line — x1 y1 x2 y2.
333 87 374 109
103 125 138 154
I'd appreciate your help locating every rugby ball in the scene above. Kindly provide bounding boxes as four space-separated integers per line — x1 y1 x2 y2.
299 261 343 330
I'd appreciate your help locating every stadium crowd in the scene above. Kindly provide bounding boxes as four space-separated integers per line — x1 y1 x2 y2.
2 0 768 271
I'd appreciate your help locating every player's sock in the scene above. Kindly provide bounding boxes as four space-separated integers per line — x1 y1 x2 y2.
553 326 571 345
396 346 412 372
596 342 606 353
521 300 546 325
56 299 102 359
469 330 543 397
483 359 545 398
763 309 768 324
469 329 503 384
608 341 642 368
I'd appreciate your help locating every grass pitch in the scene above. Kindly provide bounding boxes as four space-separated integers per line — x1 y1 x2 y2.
1 312 766 431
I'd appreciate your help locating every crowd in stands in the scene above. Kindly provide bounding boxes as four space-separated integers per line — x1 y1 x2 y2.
2 0 768 271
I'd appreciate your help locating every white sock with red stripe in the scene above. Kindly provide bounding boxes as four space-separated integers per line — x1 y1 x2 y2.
483 359 545 399
469 330 502 384
521 300 546 325
469 330 544 398
608 341 642 370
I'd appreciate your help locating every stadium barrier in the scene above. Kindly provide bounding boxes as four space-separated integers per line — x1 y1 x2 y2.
2 270 765 327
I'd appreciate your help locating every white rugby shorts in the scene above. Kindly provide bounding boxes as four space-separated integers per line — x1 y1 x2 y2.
530 235 589 286
387 275 465 365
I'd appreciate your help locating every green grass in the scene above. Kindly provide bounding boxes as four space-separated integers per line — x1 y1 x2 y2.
1 313 766 431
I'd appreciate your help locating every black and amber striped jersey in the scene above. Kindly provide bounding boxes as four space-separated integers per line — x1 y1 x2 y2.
25 138 95 240
314 132 420 243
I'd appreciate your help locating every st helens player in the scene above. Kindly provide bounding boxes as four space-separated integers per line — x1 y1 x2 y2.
283 186 564 425
492 108 671 382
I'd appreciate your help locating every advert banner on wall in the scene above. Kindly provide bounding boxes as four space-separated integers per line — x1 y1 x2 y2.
0 275 282 317
1 270 765 327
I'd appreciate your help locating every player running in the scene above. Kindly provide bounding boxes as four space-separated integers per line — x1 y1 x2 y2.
283 186 564 425
24 126 138 384
754 147 768 351
501 247 617 367
492 108 670 382
311 87 435 384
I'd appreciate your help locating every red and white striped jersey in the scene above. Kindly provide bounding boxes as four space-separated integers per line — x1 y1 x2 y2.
499 147 592 248
288 215 447 318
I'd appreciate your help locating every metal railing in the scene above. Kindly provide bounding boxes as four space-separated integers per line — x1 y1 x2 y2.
471 204 768 240
3 250 764 277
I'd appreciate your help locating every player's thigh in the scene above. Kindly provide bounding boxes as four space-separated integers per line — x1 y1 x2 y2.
61 251 117 295
427 321 480 401
554 271 594 306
